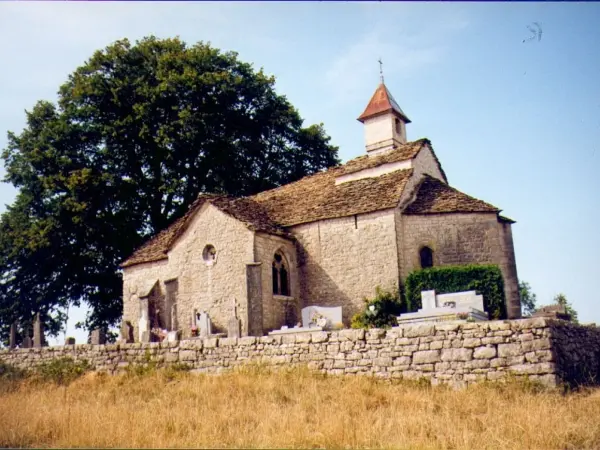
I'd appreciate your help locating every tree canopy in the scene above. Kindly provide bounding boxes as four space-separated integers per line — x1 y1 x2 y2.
518 280 538 317
0 36 339 344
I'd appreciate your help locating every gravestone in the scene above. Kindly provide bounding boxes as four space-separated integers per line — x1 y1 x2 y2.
198 311 212 338
227 298 241 338
421 290 437 310
397 290 488 325
141 331 151 343
227 317 241 338
22 336 33 349
167 331 180 342
301 306 343 330
436 291 484 312
9 323 16 349
138 307 149 342
121 320 134 343
33 313 44 348
65 337 76 345
90 328 106 345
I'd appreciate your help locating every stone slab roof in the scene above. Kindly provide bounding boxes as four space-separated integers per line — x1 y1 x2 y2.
338 138 447 182
122 139 507 268
403 175 500 215
251 167 414 227
121 194 289 268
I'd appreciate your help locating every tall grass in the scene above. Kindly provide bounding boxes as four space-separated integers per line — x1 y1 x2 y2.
1 365 600 449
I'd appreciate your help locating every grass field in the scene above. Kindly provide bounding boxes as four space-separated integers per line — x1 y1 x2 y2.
1 365 600 449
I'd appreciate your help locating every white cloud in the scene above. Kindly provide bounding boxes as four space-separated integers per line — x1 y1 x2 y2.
324 5 469 104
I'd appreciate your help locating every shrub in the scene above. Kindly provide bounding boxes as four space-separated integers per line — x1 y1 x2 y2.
36 357 91 385
0 362 27 393
125 349 159 377
351 287 405 329
404 264 506 319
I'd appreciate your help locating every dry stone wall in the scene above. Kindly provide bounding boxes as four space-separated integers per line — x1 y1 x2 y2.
2 318 599 388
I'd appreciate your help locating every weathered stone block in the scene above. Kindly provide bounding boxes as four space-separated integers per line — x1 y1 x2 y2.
281 335 297 344
179 350 196 361
498 343 521 357
441 348 473 362
366 329 386 340
374 357 392 367
405 324 435 338
311 332 328 343
463 338 481 348
434 323 460 332
488 321 511 331
239 337 257 346
473 346 497 359
204 338 218 348
481 336 505 345
393 356 412 366
530 338 551 351
413 350 440 364
339 329 365 341
430 340 443 350
165 352 179 363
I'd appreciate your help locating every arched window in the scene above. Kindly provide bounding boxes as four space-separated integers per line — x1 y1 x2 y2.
272 252 290 296
420 246 434 269
395 118 402 135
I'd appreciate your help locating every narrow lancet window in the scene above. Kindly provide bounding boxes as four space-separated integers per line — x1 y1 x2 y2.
420 246 434 269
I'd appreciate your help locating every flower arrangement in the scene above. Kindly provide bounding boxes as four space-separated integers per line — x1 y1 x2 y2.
310 311 328 328
150 328 168 342
191 326 198 337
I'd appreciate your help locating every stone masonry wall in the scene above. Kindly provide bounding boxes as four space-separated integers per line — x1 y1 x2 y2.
291 210 400 324
122 203 255 340
397 212 521 319
4 318 596 388
549 320 600 386
254 232 300 333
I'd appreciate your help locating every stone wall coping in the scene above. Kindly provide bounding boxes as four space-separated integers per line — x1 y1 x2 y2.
0 317 561 354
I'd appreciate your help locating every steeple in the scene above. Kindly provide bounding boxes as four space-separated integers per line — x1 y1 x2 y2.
357 80 411 155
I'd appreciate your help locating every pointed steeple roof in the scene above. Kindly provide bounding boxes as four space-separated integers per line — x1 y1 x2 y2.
357 83 411 123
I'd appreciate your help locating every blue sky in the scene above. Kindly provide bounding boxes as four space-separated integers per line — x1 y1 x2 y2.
0 2 599 344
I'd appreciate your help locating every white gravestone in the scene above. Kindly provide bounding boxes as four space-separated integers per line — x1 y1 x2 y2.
396 290 488 325
268 305 343 336
301 306 342 330
436 291 484 311
198 311 212 338
138 309 149 342
421 290 437 311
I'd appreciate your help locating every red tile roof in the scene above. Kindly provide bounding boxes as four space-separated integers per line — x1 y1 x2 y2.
357 83 411 123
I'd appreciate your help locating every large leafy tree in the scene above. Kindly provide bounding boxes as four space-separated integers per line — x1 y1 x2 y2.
518 280 538 317
0 37 339 343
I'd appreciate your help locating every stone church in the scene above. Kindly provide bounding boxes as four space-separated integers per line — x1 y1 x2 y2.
120 82 521 341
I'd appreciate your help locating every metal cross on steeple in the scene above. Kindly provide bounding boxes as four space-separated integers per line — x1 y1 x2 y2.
378 57 384 83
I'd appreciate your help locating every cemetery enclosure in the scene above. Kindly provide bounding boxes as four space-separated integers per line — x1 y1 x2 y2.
2 318 600 388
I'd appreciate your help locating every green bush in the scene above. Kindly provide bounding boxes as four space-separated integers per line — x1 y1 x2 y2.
0 362 27 393
351 287 405 329
404 264 507 320
36 357 91 385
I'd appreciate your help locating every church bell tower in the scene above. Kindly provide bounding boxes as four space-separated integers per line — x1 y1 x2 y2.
357 63 411 155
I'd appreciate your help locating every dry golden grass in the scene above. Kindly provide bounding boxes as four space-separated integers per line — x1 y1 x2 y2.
1 366 600 449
